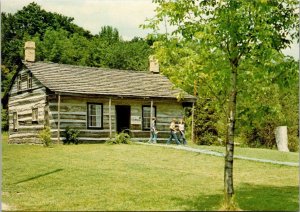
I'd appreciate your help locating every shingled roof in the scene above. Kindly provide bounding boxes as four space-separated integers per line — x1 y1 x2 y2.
23 61 196 102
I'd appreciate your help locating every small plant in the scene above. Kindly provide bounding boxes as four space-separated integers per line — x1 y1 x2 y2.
219 195 241 211
64 126 80 145
106 132 132 144
39 126 52 147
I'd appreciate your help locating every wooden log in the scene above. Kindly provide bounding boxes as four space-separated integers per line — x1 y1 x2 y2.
109 98 112 138
150 100 153 138
57 94 61 143
191 102 195 143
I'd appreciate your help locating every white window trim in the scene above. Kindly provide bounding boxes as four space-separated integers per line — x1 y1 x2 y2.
32 108 38 122
27 72 32 89
13 112 18 130
17 75 22 91
87 103 103 129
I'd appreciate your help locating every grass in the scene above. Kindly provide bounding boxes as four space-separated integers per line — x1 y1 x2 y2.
188 143 299 163
2 133 299 211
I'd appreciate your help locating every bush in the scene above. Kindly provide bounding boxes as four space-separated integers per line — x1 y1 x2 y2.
243 119 278 149
106 132 132 144
39 126 52 147
64 126 80 144
288 136 299 152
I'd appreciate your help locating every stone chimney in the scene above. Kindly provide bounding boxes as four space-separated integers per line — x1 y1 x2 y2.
149 55 159 74
24 41 36 62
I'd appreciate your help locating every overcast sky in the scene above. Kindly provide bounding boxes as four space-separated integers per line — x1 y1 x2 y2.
2 0 299 59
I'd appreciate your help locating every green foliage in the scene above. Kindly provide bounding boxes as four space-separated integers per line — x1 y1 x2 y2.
1 65 15 93
39 126 52 147
106 132 132 144
237 55 299 150
1 2 92 90
288 135 299 152
98 25 120 44
64 126 80 145
104 39 152 71
193 98 220 146
1 2 152 98
1 108 9 131
144 0 299 152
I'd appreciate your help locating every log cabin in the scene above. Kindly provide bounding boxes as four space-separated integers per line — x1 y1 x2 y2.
6 41 196 144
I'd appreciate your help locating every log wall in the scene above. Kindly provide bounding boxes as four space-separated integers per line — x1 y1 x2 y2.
8 69 47 144
8 68 185 144
49 95 184 143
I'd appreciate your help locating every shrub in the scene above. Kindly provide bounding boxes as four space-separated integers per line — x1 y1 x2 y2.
106 132 132 144
288 136 299 152
39 126 52 147
243 119 278 149
64 126 80 145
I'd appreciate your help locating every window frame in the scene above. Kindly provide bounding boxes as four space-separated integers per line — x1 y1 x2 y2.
142 105 156 130
87 103 103 129
17 75 22 91
32 108 38 123
13 112 18 131
27 72 32 89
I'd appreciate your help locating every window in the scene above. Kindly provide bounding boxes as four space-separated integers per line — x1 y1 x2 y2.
142 106 156 130
87 103 103 128
13 112 18 131
27 72 32 89
17 75 22 91
32 108 38 122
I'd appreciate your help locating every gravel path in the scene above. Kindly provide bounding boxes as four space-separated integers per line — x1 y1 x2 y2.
137 142 299 167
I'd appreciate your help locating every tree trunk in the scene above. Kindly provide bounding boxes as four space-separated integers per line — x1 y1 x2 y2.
224 63 238 207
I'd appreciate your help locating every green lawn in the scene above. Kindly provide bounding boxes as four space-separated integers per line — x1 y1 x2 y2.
188 143 299 163
2 133 298 211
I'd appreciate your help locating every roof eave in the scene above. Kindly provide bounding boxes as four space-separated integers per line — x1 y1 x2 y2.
52 91 196 102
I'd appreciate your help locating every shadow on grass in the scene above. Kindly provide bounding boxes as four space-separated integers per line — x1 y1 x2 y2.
15 168 63 184
236 183 299 211
172 183 298 211
172 193 223 211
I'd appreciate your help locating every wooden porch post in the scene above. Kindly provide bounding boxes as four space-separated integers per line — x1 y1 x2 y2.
109 98 112 138
191 102 195 143
150 100 153 128
57 93 61 144
150 100 154 140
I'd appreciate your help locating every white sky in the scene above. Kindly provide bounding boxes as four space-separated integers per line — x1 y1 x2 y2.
1 0 157 40
1 0 299 59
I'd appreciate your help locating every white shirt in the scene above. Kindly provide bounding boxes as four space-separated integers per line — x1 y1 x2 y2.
178 123 184 131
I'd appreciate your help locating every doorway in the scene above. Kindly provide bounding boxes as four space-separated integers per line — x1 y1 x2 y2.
115 105 131 133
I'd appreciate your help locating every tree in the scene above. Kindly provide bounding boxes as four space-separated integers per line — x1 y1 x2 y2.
1 2 92 92
105 39 152 71
1 3 153 131
144 0 298 208
98 25 120 44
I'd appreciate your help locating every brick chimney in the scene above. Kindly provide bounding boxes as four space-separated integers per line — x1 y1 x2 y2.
149 55 159 74
24 41 36 62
